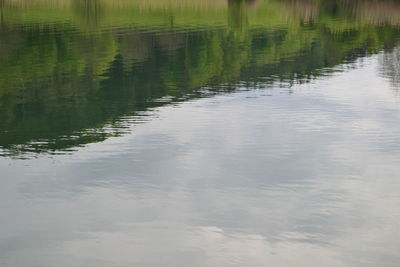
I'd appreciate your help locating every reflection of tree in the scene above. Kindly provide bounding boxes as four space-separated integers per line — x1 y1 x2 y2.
379 46 400 92
1 0 400 156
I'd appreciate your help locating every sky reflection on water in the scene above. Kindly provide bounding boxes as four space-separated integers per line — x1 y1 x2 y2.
1 0 400 266
2 57 400 266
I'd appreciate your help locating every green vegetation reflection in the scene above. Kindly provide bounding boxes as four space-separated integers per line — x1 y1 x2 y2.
1 0 400 156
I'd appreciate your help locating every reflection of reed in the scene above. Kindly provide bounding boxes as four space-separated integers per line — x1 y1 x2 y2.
134 0 226 11
228 0 248 31
0 0 4 28
72 0 102 27
280 0 319 24
340 0 400 25
3 0 227 10
228 0 258 40
278 0 400 26
3 0 71 8
380 46 400 92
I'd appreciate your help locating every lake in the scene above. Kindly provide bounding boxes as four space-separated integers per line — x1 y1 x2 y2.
1 0 400 266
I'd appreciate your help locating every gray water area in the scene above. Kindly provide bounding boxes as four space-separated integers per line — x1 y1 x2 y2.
1 55 400 266
2 0 400 266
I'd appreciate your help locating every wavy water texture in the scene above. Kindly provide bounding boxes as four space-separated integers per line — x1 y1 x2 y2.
1 0 400 156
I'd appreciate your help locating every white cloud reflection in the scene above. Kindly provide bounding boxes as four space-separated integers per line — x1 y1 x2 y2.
1 56 400 267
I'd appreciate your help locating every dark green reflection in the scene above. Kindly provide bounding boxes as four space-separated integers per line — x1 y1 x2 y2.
1 0 400 156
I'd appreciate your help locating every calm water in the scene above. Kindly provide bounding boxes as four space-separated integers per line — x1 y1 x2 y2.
1 0 400 266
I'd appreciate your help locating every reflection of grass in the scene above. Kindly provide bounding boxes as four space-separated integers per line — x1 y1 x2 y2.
4 0 400 33
1 0 229 30
4 0 228 8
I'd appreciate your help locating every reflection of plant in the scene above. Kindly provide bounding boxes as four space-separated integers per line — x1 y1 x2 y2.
379 46 400 93
228 0 249 40
1 0 400 155
72 0 103 30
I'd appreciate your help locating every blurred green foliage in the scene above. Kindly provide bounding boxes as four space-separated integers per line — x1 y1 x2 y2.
1 0 400 155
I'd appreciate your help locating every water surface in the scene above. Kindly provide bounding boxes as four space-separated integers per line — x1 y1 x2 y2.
1 0 400 266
